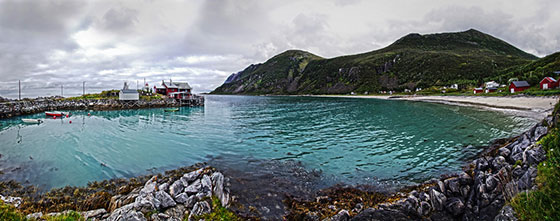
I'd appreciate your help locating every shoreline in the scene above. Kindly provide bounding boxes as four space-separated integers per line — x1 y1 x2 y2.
309 94 558 120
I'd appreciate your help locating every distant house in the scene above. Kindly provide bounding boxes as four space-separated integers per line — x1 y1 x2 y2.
540 77 558 90
485 87 497 93
473 88 483 94
509 81 530 93
485 81 500 88
119 82 139 100
449 84 458 90
154 80 192 99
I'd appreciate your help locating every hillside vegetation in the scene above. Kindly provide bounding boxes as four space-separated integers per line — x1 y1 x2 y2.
212 29 538 95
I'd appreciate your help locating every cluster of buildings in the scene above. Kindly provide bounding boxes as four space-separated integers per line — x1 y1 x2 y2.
118 79 193 101
473 75 559 94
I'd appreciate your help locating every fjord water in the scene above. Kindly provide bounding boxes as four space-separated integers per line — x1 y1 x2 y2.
0 95 533 190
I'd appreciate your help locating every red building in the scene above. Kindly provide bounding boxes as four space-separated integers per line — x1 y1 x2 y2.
154 80 192 99
473 88 483 94
540 77 558 90
509 81 530 93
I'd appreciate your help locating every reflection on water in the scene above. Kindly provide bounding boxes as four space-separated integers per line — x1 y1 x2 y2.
0 95 535 190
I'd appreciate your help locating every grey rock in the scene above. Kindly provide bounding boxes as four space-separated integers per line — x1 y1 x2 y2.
134 177 161 212
0 195 23 208
512 166 525 178
185 195 198 209
430 189 447 211
163 204 187 220
155 190 176 209
479 193 491 207
518 167 537 190
184 179 202 194
158 183 169 193
81 208 107 219
181 168 204 185
523 146 546 165
175 193 189 204
211 172 229 207
196 190 212 200
510 153 523 164
498 147 511 158
419 192 430 202
460 185 471 198
477 158 489 171
188 201 211 221
201 174 212 190
26 212 43 220
494 205 518 221
330 209 350 221
486 175 499 192
419 201 432 216
459 172 473 185
445 197 465 216
533 126 547 141
445 177 461 194
492 156 507 170
169 180 184 197
107 203 146 221
437 180 446 193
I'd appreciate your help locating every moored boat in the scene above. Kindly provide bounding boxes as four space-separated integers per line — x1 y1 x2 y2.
164 108 179 112
45 111 63 117
22 119 43 124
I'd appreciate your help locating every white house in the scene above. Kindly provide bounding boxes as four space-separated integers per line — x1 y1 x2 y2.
119 82 139 100
485 81 500 88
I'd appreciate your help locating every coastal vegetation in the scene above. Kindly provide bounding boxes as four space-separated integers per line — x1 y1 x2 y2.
510 104 560 220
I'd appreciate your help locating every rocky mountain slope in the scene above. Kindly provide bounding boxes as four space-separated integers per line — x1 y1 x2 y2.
212 29 537 94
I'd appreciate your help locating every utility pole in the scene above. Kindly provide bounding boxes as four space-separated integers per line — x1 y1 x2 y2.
83 81 85 95
61 84 63 96
136 80 138 90
18 80 21 100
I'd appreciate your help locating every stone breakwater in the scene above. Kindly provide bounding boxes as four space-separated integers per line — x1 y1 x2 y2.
0 96 204 119
2 167 230 221
321 118 551 221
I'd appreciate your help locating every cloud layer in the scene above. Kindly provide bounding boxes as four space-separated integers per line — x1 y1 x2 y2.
0 0 559 97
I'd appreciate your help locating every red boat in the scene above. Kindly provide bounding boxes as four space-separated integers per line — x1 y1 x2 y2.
45 111 63 117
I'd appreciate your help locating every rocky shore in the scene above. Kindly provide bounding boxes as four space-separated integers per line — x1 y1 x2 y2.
1 166 231 221
0 96 204 119
313 116 551 220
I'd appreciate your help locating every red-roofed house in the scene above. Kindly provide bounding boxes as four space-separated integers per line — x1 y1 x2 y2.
540 77 558 90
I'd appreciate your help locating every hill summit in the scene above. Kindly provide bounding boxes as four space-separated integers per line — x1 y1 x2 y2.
212 29 537 94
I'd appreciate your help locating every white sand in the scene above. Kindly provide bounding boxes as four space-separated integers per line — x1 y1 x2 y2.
311 95 559 120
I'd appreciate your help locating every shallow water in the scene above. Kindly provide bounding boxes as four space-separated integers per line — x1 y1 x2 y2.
0 95 534 190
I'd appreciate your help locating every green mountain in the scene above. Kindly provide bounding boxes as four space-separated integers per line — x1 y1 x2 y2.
212 29 538 94
488 52 560 85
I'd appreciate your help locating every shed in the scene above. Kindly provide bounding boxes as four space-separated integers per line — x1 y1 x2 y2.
540 77 558 90
509 81 530 93
473 88 483 94
485 87 497 93
119 89 139 100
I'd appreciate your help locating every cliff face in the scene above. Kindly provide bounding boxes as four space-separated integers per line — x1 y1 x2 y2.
212 29 537 95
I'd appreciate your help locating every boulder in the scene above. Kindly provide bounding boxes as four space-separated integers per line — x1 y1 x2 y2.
188 201 211 221
476 158 489 171
494 205 518 221
498 147 511 158
0 195 23 208
429 189 447 211
181 168 204 185
523 146 546 165
175 193 189 204
512 166 525 179
533 126 547 141
158 183 169 193
458 172 473 185
418 201 432 216
211 172 229 207
81 208 107 219
485 175 499 192
445 197 465 216
185 195 198 209
444 177 461 195
184 179 202 194
26 212 43 220
163 204 187 220
155 190 176 209
107 203 146 221
169 180 185 197
330 209 350 221
518 167 537 190
492 156 507 170
201 174 212 190
134 177 161 212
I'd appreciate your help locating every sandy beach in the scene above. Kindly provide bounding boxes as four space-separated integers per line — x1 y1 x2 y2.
313 95 559 120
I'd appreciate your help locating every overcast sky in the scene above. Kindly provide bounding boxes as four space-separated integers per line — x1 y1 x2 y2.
1 0 559 97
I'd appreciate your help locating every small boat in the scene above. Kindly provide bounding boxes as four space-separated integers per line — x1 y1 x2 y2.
22 119 43 124
164 108 179 112
45 111 63 117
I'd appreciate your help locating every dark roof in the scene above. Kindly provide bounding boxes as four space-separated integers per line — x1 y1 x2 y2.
554 71 560 74
511 81 530 87
121 89 138 94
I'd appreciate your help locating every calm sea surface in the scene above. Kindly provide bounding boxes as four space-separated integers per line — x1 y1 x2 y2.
0 95 534 190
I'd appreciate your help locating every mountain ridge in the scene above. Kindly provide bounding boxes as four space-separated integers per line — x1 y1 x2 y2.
212 29 539 95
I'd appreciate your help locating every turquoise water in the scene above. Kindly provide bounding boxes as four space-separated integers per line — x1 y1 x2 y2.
0 95 533 190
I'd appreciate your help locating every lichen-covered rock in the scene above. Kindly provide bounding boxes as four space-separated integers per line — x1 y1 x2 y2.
533 126 547 141
81 208 107 220
134 176 161 212
26 212 43 220
523 146 546 165
184 179 202 194
445 197 465 216
169 180 184 198
492 156 507 170
494 205 518 221
107 203 146 221
498 147 511 158
211 172 229 207
163 204 187 221
181 168 204 185
174 193 189 204
155 190 176 209
188 201 211 221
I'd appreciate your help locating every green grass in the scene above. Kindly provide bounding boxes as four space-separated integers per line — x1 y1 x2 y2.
188 197 240 221
510 126 560 220
0 200 27 221
45 211 84 221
